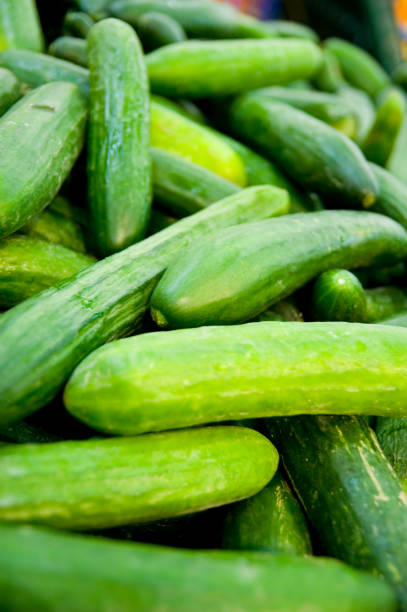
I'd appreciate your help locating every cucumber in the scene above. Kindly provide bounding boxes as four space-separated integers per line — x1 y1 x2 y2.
65 321 407 436
0 524 396 612
393 62 407 90
336 84 376 143
226 94 378 208
361 88 406 166
63 11 95 38
88 18 151 256
151 100 247 186
256 299 303 322
0 236 94 308
0 81 87 239
155 96 207 125
75 0 110 17
376 417 407 493
325 38 390 98
146 39 322 98
0 0 44 52
0 187 279 426
369 163 407 229
0 67 20 116
147 208 177 235
136 11 187 52
49 36 88 67
386 91 407 186
222 470 312 555
263 20 318 41
265 415 407 611
355 262 406 287
0 420 61 444
0 425 277 529
313 48 344 92
150 211 407 328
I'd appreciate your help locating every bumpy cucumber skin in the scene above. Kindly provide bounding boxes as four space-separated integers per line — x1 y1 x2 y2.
151 211 407 328
65 321 407 436
136 11 187 52
0 0 44 52
0 67 20 116
0 82 87 239
370 163 407 229
88 19 151 256
222 470 312 555
0 525 396 612
227 94 378 207
362 88 406 166
265 415 407 611
146 39 322 98
49 36 88 67
0 236 94 308
0 188 278 426
0 426 277 529
0 49 90 97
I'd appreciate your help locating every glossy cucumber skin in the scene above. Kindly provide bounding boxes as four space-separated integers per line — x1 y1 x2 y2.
136 11 187 52
0 426 277 529
222 470 312 556
265 415 407 611
65 321 407 436
226 94 378 208
146 39 322 98
151 211 407 328
49 36 88 67
0 526 396 612
0 49 90 97
0 82 87 238
0 236 94 308
0 67 20 116
0 187 278 426
362 88 406 166
0 0 44 52
370 163 407 229
88 19 151 256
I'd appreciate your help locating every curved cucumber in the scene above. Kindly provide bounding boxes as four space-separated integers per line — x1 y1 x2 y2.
369 162 407 229
65 321 407 436
222 470 312 555
146 39 322 98
0 67 20 116
49 36 88 67
136 11 186 52
63 11 95 38
150 211 407 328
0 236 94 308
0 426 277 529
0 525 396 612
0 81 87 238
0 0 44 52
88 18 151 256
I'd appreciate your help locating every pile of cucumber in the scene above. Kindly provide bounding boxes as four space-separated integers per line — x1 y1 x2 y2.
2 1 407 611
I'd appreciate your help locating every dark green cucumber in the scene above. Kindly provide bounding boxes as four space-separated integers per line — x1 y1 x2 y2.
150 211 407 328
146 39 322 98
336 84 376 143
376 417 407 493
256 299 303 322
0 0 44 52
49 36 88 67
355 262 406 287
88 18 151 256
369 162 407 229
0 420 61 444
226 94 378 208
0 236 94 308
312 48 344 92
0 49 90 97
0 187 279 426
65 321 407 436
325 38 390 98
0 425 277 529
262 20 318 41
0 67 20 116
147 208 177 236
136 11 186 53
63 11 95 37
0 81 87 238
0 524 396 612
393 62 407 90
265 415 407 611
362 87 406 166
222 470 312 555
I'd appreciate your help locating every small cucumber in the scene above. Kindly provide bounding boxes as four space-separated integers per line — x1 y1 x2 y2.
226 94 378 208
222 470 312 555
0 524 396 612
0 81 87 238
88 18 151 256
146 38 322 98
136 11 186 52
0 0 44 52
0 236 94 308
49 37 88 67
150 211 407 328
0 67 20 116
63 11 95 38
369 162 407 229
312 48 344 92
65 321 407 436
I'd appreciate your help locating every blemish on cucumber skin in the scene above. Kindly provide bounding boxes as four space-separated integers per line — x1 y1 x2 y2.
31 104 55 112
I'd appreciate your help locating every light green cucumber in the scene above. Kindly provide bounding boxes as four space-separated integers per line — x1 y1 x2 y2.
312 48 344 92
49 36 88 67
369 162 407 229
0 0 44 52
0 67 20 116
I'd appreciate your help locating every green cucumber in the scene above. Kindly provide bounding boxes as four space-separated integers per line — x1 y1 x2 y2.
0 425 277 529
336 84 376 143
226 94 378 208
49 36 88 67
0 67 20 116
136 11 186 52
88 18 151 256
376 417 407 493
63 11 95 38
0 187 279 426
0 81 87 239
393 62 407 90
369 162 407 229
0 236 94 308
325 38 390 98
262 20 318 41
355 262 406 287
74 0 110 17
265 415 407 611
65 321 407 436
256 299 303 322
222 470 312 555
386 91 407 186
0 49 90 97
313 48 344 92
361 87 406 165
146 39 322 98
0 524 396 612
147 208 177 235
0 420 61 444
0 0 44 52
150 211 407 328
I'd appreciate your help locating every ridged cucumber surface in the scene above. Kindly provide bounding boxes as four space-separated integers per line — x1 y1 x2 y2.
0 0 44 52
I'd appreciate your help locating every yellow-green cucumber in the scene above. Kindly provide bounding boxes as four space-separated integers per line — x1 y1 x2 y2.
0 0 44 52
